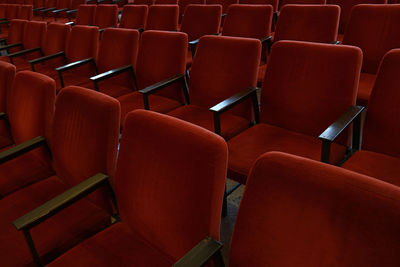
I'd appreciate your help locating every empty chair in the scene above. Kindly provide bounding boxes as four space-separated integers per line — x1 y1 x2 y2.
52 0 86 23
0 70 55 198
66 4 96 26
280 0 326 8
155 0 178 3
39 0 70 22
48 109 228 267
227 40 362 185
30 25 99 91
118 5 148 29
58 28 139 97
0 60 15 148
342 49 400 185
94 4 118 30
0 19 26 49
178 0 205 20
176 151 400 267
240 0 279 11
342 4 400 106
133 0 154 4
16 4 32 20
0 86 120 266
145 4 179 31
208 0 239 13
166 35 261 140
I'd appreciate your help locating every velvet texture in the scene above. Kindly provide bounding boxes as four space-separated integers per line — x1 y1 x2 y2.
280 0 326 7
117 30 187 124
342 4 400 105
118 5 148 29
178 0 206 19
0 71 55 197
327 0 387 34
208 0 238 13
81 28 140 98
0 18 25 49
228 40 362 183
50 109 228 266
145 4 179 31
75 4 96 25
17 4 32 19
240 0 278 11
230 151 400 267
168 35 261 140
0 61 15 149
342 49 400 185
94 4 118 29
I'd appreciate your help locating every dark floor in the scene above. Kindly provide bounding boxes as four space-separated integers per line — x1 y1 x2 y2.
220 179 245 265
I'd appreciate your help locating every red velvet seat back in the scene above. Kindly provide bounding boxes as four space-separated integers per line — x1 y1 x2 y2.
280 0 326 8
342 4 400 74
119 5 148 29
189 35 260 119
362 49 400 158
22 21 46 50
208 0 238 13
17 5 32 20
6 4 18 19
178 0 205 18
327 0 387 34
0 61 15 113
0 4 6 17
116 109 227 261
155 0 178 4
222 4 273 39
70 0 85 9
230 151 400 266
240 0 278 11
260 41 361 138
180 4 222 41
51 86 120 209
6 19 26 44
56 0 70 9
136 30 187 102
8 71 55 144
75 4 96 25
134 0 153 5
274 4 339 43
145 4 179 31
94 4 118 29
65 25 99 62
42 23 70 56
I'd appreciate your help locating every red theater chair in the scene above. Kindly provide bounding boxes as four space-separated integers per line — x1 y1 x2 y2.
0 4 20 33
118 4 148 29
154 0 178 4
280 0 326 8
178 0 205 21
240 0 278 10
208 0 239 13
48 109 227 267
52 0 85 22
65 4 96 25
0 86 120 266
144 4 179 31
166 35 261 140
5 22 69 71
227 40 362 185
0 60 15 148
342 4 400 106
175 151 400 267
0 19 26 48
94 4 118 30
0 70 55 198
58 28 139 97
29 25 98 91
342 49 400 186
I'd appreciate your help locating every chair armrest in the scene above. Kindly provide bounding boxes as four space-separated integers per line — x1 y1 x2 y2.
260 35 272 44
29 51 66 71
13 172 110 231
221 13 226 18
319 105 365 163
0 112 7 120
56 57 94 73
90 64 134 91
139 74 187 110
66 9 77 14
330 41 340 45
173 237 224 267
138 27 144 33
33 7 45 11
210 87 259 135
0 136 47 165
65 21 75 26
40 7 57 13
0 20 10 25
8 47 41 59
0 42 23 52
52 8 69 14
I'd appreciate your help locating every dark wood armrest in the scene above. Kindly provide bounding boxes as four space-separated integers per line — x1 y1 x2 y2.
210 87 259 135
319 105 365 163
52 8 69 14
0 136 47 165
90 64 134 91
221 13 226 18
330 41 340 45
13 173 110 231
40 7 57 13
29 51 66 71
138 27 144 33
0 112 7 120
66 9 78 14
0 42 23 52
56 57 96 88
173 237 224 267
0 20 10 25
139 74 188 110
65 21 75 26
8 47 41 59
260 35 272 44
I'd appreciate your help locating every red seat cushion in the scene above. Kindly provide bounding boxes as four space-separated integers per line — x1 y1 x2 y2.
357 72 376 106
168 104 250 140
342 150 400 186
118 92 182 125
228 123 347 184
49 222 173 267
0 176 111 266
81 80 134 98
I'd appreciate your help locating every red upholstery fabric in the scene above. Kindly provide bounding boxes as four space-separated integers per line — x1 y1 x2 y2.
117 30 187 123
6 4 18 18
169 35 260 140
17 4 32 20
145 4 179 31
118 5 148 29
208 0 238 13
0 176 110 266
0 71 55 197
94 4 118 29
230 151 400 266
0 4 6 18
357 72 376 107
178 0 205 18
180 4 222 41
228 40 362 183
155 0 178 3
42 23 70 56
327 0 387 34
274 4 340 43
240 0 278 11
75 4 96 25
280 0 326 7
222 4 273 39
0 19 25 54
0 61 15 148
50 109 227 266
228 123 347 183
